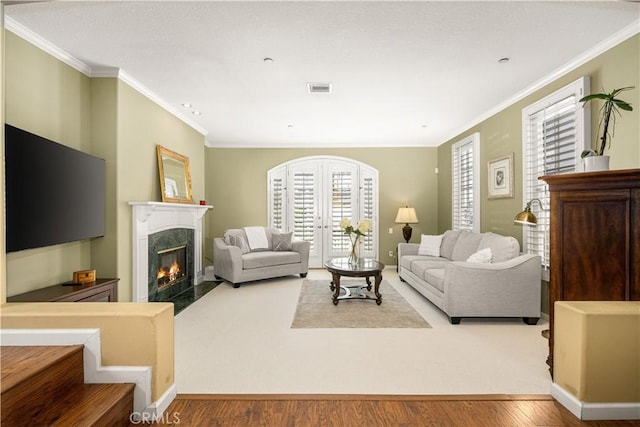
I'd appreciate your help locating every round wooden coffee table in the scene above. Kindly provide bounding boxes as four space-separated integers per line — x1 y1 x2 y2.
324 257 385 305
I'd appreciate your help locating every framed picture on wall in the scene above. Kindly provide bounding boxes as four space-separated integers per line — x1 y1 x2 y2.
488 153 514 199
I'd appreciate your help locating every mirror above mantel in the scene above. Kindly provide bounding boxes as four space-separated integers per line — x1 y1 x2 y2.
156 145 193 204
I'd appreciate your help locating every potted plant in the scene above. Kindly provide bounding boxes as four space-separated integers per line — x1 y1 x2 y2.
579 86 634 171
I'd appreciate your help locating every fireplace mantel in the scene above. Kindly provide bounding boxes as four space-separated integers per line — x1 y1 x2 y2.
129 201 212 302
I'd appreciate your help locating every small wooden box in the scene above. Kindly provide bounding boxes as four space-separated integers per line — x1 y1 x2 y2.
73 269 96 283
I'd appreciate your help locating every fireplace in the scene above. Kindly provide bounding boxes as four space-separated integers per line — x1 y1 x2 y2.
147 228 194 304
130 201 211 305
156 245 187 291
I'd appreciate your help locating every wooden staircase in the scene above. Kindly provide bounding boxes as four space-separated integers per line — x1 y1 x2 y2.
1 345 135 426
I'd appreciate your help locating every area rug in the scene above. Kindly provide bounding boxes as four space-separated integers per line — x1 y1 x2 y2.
291 279 430 328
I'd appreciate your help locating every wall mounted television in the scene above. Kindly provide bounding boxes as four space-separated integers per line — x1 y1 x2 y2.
4 124 106 253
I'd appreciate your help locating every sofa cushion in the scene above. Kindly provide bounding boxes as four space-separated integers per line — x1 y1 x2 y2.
224 230 251 254
424 269 445 292
410 259 450 281
272 232 293 251
440 230 462 260
242 251 300 269
451 231 483 261
478 232 520 263
467 247 493 263
418 234 443 256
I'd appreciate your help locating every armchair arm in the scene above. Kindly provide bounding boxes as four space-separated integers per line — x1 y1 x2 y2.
291 240 311 273
213 237 243 283
443 254 542 317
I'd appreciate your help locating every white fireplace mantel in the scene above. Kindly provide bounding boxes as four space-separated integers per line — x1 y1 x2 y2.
129 201 212 302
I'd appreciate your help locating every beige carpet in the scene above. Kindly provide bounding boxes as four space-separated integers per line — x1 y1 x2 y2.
291 279 430 328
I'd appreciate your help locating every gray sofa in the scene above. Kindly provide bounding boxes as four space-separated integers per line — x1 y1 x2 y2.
213 227 310 287
398 230 541 324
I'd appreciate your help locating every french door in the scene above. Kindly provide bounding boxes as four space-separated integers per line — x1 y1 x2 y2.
268 156 378 268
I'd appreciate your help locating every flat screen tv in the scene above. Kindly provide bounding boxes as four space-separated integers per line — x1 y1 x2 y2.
4 124 106 253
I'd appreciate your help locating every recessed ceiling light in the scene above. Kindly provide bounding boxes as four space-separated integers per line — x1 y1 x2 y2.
498 57 510 64
192 111 202 116
181 103 192 108
421 124 428 128
264 57 274 63
287 124 294 128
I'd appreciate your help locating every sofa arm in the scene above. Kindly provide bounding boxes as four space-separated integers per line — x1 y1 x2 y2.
213 237 243 283
292 240 311 273
398 243 419 259
443 254 542 318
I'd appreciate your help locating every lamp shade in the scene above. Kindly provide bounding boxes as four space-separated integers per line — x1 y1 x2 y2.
395 207 418 224
514 206 537 225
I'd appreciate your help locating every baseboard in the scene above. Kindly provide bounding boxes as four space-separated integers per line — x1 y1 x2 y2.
551 383 640 420
138 383 178 422
0 329 153 416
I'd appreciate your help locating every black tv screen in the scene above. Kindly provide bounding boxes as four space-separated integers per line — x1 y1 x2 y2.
5 124 105 253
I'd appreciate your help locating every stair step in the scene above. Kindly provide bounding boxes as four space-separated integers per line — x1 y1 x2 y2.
49 383 136 427
1 346 135 427
1 345 85 425
1 345 85 393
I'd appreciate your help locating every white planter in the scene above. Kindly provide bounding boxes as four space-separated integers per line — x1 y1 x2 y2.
583 155 610 172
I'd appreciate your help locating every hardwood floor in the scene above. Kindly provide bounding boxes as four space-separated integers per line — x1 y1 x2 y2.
134 394 638 426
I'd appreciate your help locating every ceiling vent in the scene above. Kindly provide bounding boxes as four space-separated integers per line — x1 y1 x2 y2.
307 82 332 94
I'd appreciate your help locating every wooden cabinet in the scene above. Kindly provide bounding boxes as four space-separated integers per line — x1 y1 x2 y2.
540 169 640 375
7 278 119 303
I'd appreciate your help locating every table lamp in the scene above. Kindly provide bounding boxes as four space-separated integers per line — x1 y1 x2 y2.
395 206 419 243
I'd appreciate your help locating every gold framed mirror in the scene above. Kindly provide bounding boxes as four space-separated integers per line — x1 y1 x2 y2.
156 145 193 204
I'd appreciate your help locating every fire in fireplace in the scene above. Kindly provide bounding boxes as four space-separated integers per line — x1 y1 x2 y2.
157 245 187 290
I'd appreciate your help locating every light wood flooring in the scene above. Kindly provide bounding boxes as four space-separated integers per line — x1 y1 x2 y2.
134 394 639 426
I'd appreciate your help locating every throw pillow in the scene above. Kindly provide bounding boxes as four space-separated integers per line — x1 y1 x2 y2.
229 234 250 254
418 234 443 257
272 232 293 251
466 247 492 263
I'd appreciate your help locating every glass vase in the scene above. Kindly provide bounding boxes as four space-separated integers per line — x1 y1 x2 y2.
348 235 359 265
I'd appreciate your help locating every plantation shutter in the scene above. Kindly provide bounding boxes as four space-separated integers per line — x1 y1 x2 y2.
291 169 316 250
522 77 589 273
452 134 479 232
268 167 286 230
330 170 353 253
359 169 376 257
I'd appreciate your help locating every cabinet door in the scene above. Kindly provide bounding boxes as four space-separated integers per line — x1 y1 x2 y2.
554 189 630 301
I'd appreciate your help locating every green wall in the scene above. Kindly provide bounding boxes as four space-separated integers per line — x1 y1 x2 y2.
205 147 438 266
3 31 205 300
437 34 640 239
5 30 93 296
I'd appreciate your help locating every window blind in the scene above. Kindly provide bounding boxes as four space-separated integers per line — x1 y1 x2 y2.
452 134 479 232
330 171 353 252
292 171 316 250
522 77 588 272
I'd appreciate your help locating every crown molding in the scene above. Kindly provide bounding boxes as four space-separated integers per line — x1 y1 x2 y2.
5 16 92 76
440 19 640 147
4 16 207 137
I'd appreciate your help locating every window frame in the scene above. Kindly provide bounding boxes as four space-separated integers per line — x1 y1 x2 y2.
451 132 481 232
521 76 590 280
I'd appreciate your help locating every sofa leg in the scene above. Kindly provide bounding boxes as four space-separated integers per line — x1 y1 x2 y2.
449 317 461 325
399 276 405 282
232 283 240 289
215 275 222 280
523 317 539 325
300 273 308 278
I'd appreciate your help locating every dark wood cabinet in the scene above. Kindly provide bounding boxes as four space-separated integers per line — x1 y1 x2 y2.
7 278 119 303
540 169 640 375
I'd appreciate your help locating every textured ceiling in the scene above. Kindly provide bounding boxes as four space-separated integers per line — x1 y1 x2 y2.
5 1 640 147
